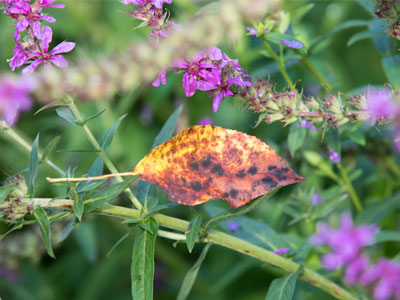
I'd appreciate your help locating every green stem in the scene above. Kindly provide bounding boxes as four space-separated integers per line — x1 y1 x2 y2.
382 154 400 179
262 38 296 90
67 100 143 210
337 163 363 212
0 121 64 176
298 53 332 92
1 198 358 300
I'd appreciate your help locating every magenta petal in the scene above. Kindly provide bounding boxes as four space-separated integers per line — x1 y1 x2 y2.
247 27 257 35
212 92 223 113
182 73 197 97
152 70 166 87
2 104 19 125
50 41 76 55
50 55 68 68
172 59 188 69
32 20 42 39
22 59 42 75
41 26 53 52
40 15 56 23
16 19 29 33
206 47 223 60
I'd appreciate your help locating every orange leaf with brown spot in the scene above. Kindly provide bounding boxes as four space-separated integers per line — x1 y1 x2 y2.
132 125 305 208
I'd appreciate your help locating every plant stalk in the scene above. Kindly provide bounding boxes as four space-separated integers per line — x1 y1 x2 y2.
337 163 363 213
67 100 143 210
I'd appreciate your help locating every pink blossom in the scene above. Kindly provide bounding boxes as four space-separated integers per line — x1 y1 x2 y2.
328 149 340 164
212 77 251 113
123 0 172 8
247 27 257 35
197 116 213 125
365 88 399 120
281 40 303 49
0 75 36 125
297 119 318 131
152 69 166 87
22 26 75 74
273 248 290 255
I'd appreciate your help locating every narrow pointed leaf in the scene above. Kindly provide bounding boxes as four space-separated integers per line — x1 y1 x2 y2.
265 265 303 300
186 215 202 253
33 206 55 258
28 134 39 196
82 108 106 125
56 107 81 125
288 122 306 157
177 244 211 300
42 136 61 163
58 216 76 243
99 114 127 150
73 192 84 222
131 218 158 300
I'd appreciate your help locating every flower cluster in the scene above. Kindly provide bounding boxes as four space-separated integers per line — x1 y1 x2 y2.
0 75 35 125
311 213 400 300
1 0 75 73
374 0 400 40
155 47 252 113
123 0 174 39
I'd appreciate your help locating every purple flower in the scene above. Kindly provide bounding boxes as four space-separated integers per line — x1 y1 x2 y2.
297 119 318 131
312 194 323 205
281 40 303 49
212 77 251 113
123 0 172 8
228 221 239 232
365 88 399 121
395 137 400 154
198 116 213 125
344 255 369 285
310 213 378 270
360 259 400 300
247 27 257 35
22 26 75 74
152 69 166 87
273 247 290 255
173 53 220 97
328 149 340 164
0 75 35 125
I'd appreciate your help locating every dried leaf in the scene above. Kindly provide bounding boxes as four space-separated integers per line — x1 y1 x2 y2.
133 125 304 208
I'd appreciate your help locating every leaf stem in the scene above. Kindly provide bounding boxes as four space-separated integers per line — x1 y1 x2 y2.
0 121 64 176
262 38 296 91
67 100 143 210
337 163 363 212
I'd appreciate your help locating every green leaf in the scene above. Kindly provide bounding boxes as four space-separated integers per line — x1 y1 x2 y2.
288 122 306 157
290 3 314 22
265 265 303 300
186 215 202 253
131 218 158 300
74 222 97 263
28 134 39 196
99 114 127 150
107 232 131 257
73 192 84 222
76 157 104 192
349 130 366 146
0 222 23 242
56 107 81 125
347 30 385 47
137 181 158 210
84 176 137 212
143 202 180 219
309 20 369 54
33 206 55 258
374 231 400 244
382 55 400 87
58 216 76 243
82 108 106 125
41 136 61 163
304 151 340 182
34 100 68 115
356 192 400 224
0 184 16 204
152 105 183 149
177 244 211 300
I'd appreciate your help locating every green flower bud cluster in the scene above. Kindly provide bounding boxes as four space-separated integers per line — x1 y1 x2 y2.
0 176 32 222
374 0 400 41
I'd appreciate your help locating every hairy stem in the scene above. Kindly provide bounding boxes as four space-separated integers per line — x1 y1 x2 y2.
0 121 64 176
337 163 363 213
262 38 296 91
6 198 357 300
67 100 143 210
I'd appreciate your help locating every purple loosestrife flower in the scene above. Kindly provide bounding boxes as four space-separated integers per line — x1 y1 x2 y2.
281 40 303 49
22 26 75 74
123 0 171 8
0 75 35 125
311 194 323 205
365 88 399 121
198 116 213 125
328 149 340 164
360 259 400 300
310 213 378 270
173 53 220 97
273 248 290 255
212 77 251 113
152 69 166 87
228 221 239 232
297 119 318 131
247 27 257 35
